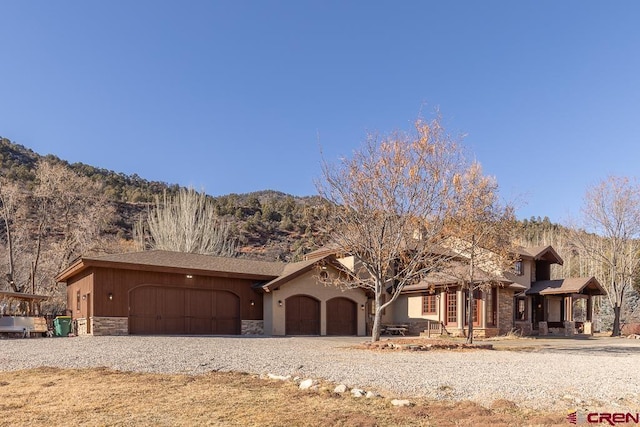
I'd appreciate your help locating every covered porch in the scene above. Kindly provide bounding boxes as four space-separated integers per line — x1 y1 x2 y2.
0 291 49 337
525 277 606 336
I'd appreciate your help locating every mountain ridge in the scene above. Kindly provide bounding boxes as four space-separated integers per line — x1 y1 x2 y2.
0 136 331 262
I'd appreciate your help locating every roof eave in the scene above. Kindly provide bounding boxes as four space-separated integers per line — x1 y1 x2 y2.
55 258 87 283
57 257 280 284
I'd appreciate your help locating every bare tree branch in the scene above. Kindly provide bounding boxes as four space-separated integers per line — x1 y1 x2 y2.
571 176 640 336
317 117 469 342
143 188 236 256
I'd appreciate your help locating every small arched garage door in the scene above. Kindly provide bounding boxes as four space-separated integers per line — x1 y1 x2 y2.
129 286 240 335
326 297 357 336
285 295 320 335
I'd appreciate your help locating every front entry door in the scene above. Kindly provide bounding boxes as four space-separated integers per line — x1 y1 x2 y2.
533 295 544 329
86 293 91 334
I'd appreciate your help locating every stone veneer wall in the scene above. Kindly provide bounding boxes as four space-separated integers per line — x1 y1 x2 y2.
406 320 432 336
75 317 129 336
497 287 514 335
514 321 533 336
76 318 262 336
241 320 264 335
478 328 500 338
92 317 129 336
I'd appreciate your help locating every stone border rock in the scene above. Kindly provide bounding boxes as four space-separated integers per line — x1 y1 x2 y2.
263 372 409 407
359 339 493 352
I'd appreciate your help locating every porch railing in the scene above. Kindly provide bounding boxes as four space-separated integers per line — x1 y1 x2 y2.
422 319 445 337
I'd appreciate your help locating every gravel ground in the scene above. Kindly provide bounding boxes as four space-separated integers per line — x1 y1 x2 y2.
1 335 639 411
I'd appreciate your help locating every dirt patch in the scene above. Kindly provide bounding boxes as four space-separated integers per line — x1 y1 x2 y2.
0 367 566 426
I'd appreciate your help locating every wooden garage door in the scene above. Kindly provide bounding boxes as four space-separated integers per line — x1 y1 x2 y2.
186 289 240 335
285 295 320 335
129 286 240 335
326 297 357 336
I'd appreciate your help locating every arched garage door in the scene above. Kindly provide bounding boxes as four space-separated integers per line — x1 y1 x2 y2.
129 286 240 335
285 295 320 335
326 297 357 335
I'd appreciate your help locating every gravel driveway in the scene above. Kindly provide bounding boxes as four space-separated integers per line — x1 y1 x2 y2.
1 335 639 411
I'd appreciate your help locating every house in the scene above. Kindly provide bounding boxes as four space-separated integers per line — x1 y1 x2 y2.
55 250 367 336
388 245 606 337
56 243 605 338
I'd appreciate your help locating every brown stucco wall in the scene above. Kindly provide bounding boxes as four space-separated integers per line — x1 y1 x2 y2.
266 269 367 336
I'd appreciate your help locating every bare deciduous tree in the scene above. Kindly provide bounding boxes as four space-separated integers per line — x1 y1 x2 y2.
572 176 640 336
445 162 517 344
0 179 22 292
139 188 236 256
0 161 115 312
317 118 467 342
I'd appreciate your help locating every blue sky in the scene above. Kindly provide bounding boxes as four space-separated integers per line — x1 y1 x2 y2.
1 1 639 223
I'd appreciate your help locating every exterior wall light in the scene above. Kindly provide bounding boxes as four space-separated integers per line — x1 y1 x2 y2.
278 300 283 307
250 300 255 306
186 275 193 279
108 292 113 301
360 304 365 310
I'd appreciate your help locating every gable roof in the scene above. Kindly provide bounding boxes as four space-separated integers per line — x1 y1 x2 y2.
259 258 320 291
259 254 342 292
526 277 605 296
56 250 286 282
304 244 342 260
514 245 564 265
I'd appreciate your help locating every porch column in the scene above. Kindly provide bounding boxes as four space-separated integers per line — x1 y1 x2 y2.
564 296 573 322
457 290 463 331
586 296 593 322
480 291 486 329
563 296 575 337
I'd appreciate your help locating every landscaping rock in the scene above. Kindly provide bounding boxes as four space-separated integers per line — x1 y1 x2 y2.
391 399 413 407
299 379 314 390
366 391 379 398
351 388 365 397
267 374 291 381
334 384 347 393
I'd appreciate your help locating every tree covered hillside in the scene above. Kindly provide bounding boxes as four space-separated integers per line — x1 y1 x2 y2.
0 137 333 260
0 137 334 312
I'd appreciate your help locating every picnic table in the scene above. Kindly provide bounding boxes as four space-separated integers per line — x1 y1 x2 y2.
383 324 409 336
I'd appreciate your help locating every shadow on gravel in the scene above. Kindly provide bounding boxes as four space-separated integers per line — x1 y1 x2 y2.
537 345 640 356
491 336 640 356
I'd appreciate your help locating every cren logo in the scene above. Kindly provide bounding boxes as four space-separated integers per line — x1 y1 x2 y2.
567 410 578 425
570 411 640 425
586 413 640 426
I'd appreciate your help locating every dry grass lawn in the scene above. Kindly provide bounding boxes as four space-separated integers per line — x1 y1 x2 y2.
0 367 566 426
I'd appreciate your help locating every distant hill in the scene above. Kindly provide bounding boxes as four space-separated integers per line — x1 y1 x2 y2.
0 137 332 261
1 136 579 264
0 137 180 203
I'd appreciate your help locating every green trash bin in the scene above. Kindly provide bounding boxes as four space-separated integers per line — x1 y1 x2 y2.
54 316 72 337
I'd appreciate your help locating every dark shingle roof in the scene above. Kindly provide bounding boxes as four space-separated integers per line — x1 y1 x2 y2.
401 260 509 292
526 277 605 296
57 250 286 282
514 245 564 265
